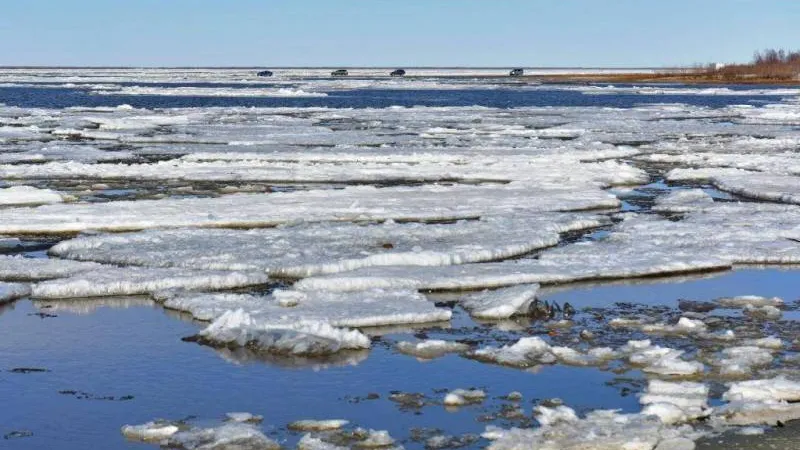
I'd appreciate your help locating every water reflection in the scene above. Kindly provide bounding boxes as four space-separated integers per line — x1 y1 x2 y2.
205 345 370 370
32 296 157 315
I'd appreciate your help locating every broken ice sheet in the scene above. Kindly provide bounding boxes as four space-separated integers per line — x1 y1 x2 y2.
49 213 608 275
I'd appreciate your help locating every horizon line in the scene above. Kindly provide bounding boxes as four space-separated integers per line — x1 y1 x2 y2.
0 65 681 70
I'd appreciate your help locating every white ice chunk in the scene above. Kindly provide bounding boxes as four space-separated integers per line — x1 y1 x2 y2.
121 421 180 442
640 380 710 424
395 339 469 359
713 346 774 377
0 186 64 206
533 405 579 426
288 419 349 431
459 284 539 319
443 389 486 406
168 422 279 450
197 309 370 355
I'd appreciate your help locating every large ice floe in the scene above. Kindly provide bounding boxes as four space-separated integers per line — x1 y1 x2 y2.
163 288 449 356
293 199 800 292
48 214 606 275
0 184 620 234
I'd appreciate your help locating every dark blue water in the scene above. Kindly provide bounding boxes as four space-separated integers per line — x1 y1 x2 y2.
0 84 789 109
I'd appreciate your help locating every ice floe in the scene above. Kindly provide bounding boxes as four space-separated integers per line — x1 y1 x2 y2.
485 406 704 450
194 309 371 356
49 214 608 275
157 288 451 327
31 267 268 298
296 201 800 292
0 184 620 234
0 186 64 206
459 284 540 319
395 339 469 359
0 255 103 281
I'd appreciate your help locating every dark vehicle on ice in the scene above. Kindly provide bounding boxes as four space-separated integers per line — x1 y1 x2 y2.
390 69 406 77
256 70 273 77
331 69 349 76
509 68 524 76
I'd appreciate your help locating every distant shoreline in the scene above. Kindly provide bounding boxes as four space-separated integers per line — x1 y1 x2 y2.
525 72 800 85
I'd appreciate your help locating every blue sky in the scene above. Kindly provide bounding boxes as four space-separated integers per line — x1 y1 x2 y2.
2 0 798 67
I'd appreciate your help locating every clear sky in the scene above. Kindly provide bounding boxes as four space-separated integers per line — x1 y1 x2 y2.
2 0 798 67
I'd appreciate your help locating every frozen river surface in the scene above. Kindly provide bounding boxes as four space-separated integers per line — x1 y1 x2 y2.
1 68 800 449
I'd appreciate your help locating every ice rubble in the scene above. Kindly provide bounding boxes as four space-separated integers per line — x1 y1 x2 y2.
49 214 608 275
639 380 710 424
0 186 64 205
471 336 702 377
31 267 268 298
712 346 775 377
297 434 348 450
0 255 103 281
167 422 279 450
715 295 784 308
0 184 621 234
470 336 616 369
295 201 800 292
715 377 800 426
459 284 540 319
0 282 30 304
485 407 703 450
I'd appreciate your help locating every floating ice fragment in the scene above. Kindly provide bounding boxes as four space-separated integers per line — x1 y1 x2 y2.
121 421 180 442
639 380 710 424
459 284 539 319
443 389 486 407
196 309 370 356
288 419 349 431
395 340 469 359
